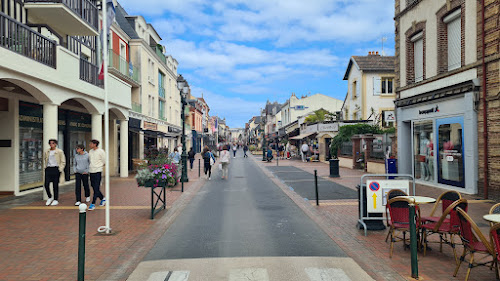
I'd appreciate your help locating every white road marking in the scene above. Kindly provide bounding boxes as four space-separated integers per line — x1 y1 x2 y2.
229 268 269 281
305 268 351 281
146 271 189 281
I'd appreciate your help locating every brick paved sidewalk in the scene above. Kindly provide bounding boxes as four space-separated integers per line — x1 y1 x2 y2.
0 155 207 281
255 155 498 281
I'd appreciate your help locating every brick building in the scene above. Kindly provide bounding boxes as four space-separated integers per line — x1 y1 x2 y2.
394 0 499 197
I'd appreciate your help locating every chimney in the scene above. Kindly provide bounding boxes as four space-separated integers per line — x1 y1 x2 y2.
368 51 372 55
376 51 379 55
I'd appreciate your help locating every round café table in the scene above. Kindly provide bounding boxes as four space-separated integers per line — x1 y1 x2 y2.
395 196 436 204
483 214 500 224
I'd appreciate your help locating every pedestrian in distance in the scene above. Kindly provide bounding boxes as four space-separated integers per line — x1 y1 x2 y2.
220 145 231 179
169 147 181 164
301 142 309 162
266 146 274 162
88 139 106 211
44 139 66 206
243 144 249 158
232 143 238 158
74 144 90 206
188 147 196 170
202 145 216 180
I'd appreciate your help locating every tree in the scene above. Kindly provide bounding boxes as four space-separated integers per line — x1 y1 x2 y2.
304 109 334 124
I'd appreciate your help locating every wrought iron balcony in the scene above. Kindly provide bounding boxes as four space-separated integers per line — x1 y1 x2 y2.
0 12 56 68
24 0 99 36
80 58 102 87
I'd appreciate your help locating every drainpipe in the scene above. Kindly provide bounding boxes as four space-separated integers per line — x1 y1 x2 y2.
481 0 488 199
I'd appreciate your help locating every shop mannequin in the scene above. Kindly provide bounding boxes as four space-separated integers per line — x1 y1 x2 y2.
419 132 431 181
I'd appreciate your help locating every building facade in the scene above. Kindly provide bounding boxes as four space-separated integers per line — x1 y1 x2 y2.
0 0 130 196
342 53 396 127
394 0 499 195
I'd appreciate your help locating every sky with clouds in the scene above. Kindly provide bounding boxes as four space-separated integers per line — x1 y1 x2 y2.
118 0 395 128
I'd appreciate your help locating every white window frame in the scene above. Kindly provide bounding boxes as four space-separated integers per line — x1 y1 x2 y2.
381 77 394 95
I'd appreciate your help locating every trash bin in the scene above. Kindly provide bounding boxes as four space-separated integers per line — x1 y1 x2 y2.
357 184 386 231
329 159 340 178
386 158 397 179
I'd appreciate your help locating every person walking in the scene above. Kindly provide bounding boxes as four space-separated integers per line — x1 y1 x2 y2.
202 146 216 180
232 143 238 158
301 142 309 162
243 144 249 158
188 147 196 170
266 146 274 162
220 145 230 179
43 139 66 206
170 147 181 164
74 144 90 206
88 139 106 211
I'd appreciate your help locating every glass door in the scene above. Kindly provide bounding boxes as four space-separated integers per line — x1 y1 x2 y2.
436 117 465 188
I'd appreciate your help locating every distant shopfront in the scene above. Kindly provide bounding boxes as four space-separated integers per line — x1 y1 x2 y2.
396 84 478 194
19 101 91 191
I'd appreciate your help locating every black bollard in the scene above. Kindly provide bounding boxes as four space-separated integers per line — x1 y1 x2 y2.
198 159 201 178
276 151 279 166
314 170 319 206
78 204 87 281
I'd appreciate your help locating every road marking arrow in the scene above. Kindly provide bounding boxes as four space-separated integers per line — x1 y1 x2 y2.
372 193 377 210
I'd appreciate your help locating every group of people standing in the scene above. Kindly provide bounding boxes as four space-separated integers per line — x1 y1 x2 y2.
44 139 106 211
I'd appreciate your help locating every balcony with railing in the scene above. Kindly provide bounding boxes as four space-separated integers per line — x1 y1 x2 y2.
0 12 57 68
80 58 102 88
132 102 142 113
24 0 99 36
151 44 167 64
108 49 141 86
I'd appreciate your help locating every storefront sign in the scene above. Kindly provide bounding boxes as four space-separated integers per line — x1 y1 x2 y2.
129 118 141 129
143 121 157 131
168 126 181 134
19 101 43 128
318 123 339 132
384 111 396 122
419 106 439 115
302 124 318 134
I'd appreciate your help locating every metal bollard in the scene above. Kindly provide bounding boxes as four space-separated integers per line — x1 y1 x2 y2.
409 198 419 279
198 159 201 178
314 170 319 206
276 151 279 166
78 204 87 281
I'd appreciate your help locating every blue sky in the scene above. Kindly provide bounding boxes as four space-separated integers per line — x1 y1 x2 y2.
118 0 395 128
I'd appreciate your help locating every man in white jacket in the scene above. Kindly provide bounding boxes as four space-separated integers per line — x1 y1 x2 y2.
88 139 106 210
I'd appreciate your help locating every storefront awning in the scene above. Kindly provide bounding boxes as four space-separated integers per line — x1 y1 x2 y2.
289 132 317 140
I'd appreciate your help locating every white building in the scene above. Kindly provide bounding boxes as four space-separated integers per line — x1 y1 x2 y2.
0 0 130 196
342 53 396 127
280 93 343 128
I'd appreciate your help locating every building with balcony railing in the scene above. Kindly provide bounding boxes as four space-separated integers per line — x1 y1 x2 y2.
115 2 181 160
0 0 131 197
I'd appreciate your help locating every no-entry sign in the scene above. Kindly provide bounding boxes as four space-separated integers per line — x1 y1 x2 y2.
366 180 409 213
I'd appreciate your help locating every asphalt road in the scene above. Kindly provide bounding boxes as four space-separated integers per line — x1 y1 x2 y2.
144 150 346 260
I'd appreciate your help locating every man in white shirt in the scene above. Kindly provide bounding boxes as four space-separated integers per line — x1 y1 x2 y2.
301 142 309 162
88 139 106 210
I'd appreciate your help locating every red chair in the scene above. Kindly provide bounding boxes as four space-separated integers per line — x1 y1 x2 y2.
421 190 461 224
454 207 498 281
420 199 467 264
490 223 500 273
385 189 409 242
387 197 420 258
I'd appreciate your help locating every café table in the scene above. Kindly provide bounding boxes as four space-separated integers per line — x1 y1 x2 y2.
483 214 500 224
395 195 437 204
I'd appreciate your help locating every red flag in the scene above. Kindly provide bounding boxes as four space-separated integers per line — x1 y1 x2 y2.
98 61 104 80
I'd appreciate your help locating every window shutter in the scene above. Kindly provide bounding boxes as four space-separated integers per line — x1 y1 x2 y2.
447 17 461 71
373 77 381 96
414 39 423 82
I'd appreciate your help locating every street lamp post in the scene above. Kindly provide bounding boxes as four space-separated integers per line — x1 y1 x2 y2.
261 111 267 161
177 75 189 191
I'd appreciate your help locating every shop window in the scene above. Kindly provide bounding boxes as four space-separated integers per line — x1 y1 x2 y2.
413 121 434 183
437 119 464 187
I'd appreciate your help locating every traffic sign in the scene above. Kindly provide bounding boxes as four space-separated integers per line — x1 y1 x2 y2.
366 180 409 213
369 182 380 192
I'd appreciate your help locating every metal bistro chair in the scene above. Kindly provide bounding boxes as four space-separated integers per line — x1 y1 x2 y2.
387 197 420 258
454 207 498 281
421 190 462 224
489 203 500 227
420 199 468 264
490 223 500 275
385 189 409 242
